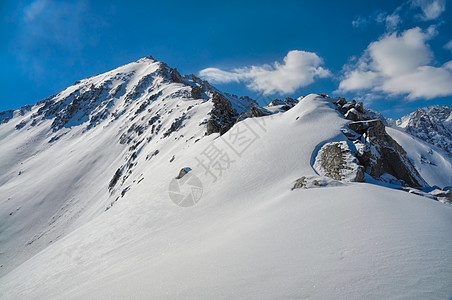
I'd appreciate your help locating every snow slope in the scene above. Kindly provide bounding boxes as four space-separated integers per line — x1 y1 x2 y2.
1 92 452 299
0 56 223 276
387 127 452 188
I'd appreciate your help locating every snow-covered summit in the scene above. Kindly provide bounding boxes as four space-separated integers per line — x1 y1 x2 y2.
0 57 452 299
396 105 452 154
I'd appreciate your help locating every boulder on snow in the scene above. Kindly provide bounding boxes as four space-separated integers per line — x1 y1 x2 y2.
176 167 192 179
345 108 360 121
292 175 344 190
313 141 365 182
293 176 307 189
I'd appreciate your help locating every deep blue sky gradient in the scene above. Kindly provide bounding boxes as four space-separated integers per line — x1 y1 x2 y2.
1 0 451 118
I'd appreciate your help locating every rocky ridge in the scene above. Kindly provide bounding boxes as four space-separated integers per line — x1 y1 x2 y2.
396 105 452 154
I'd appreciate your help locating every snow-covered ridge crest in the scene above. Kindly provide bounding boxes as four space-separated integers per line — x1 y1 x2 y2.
0 57 451 299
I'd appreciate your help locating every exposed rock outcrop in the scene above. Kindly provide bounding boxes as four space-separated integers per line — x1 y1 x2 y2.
206 93 238 135
250 106 272 118
190 86 203 99
334 98 364 121
397 105 452 154
267 97 300 111
170 68 185 84
347 120 427 187
313 141 364 182
176 167 192 179
292 175 344 190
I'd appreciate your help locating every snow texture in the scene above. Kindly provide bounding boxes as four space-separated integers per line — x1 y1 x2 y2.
0 57 451 299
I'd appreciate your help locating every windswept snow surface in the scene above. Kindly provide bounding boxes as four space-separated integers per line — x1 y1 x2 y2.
1 89 451 300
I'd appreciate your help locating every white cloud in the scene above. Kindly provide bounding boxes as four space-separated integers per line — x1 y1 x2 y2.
199 50 330 95
384 13 401 31
339 27 452 100
411 0 446 20
380 64 452 99
339 70 379 91
445 40 452 52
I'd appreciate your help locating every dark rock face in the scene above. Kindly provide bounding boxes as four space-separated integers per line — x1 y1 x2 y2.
109 168 122 191
269 99 284 106
234 105 273 124
163 114 186 138
335 97 347 106
250 106 272 118
206 93 238 135
348 119 383 135
347 120 427 187
170 68 185 84
283 97 299 107
190 86 203 99
334 98 364 121
342 99 356 112
345 108 360 121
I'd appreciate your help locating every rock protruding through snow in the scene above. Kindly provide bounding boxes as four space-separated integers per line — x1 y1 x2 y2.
313 141 365 182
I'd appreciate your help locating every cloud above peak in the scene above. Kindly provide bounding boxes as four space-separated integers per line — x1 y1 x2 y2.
339 27 452 100
199 50 330 95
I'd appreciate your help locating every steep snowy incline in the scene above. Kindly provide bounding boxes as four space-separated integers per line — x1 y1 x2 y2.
1 95 451 299
0 56 258 276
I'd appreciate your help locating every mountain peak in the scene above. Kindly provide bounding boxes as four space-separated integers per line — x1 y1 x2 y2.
0 55 451 296
397 104 452 154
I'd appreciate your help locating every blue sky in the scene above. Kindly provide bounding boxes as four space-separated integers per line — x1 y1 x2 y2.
1 0 451 118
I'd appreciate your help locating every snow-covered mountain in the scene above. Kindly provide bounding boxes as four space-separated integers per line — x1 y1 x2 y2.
0 56 451 299
396 105 452 154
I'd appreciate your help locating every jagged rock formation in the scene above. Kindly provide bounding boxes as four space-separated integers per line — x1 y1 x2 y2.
397 105 452 154
326 97 429 187
346 120 427 187
206 93 239 135
334 98 365 121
